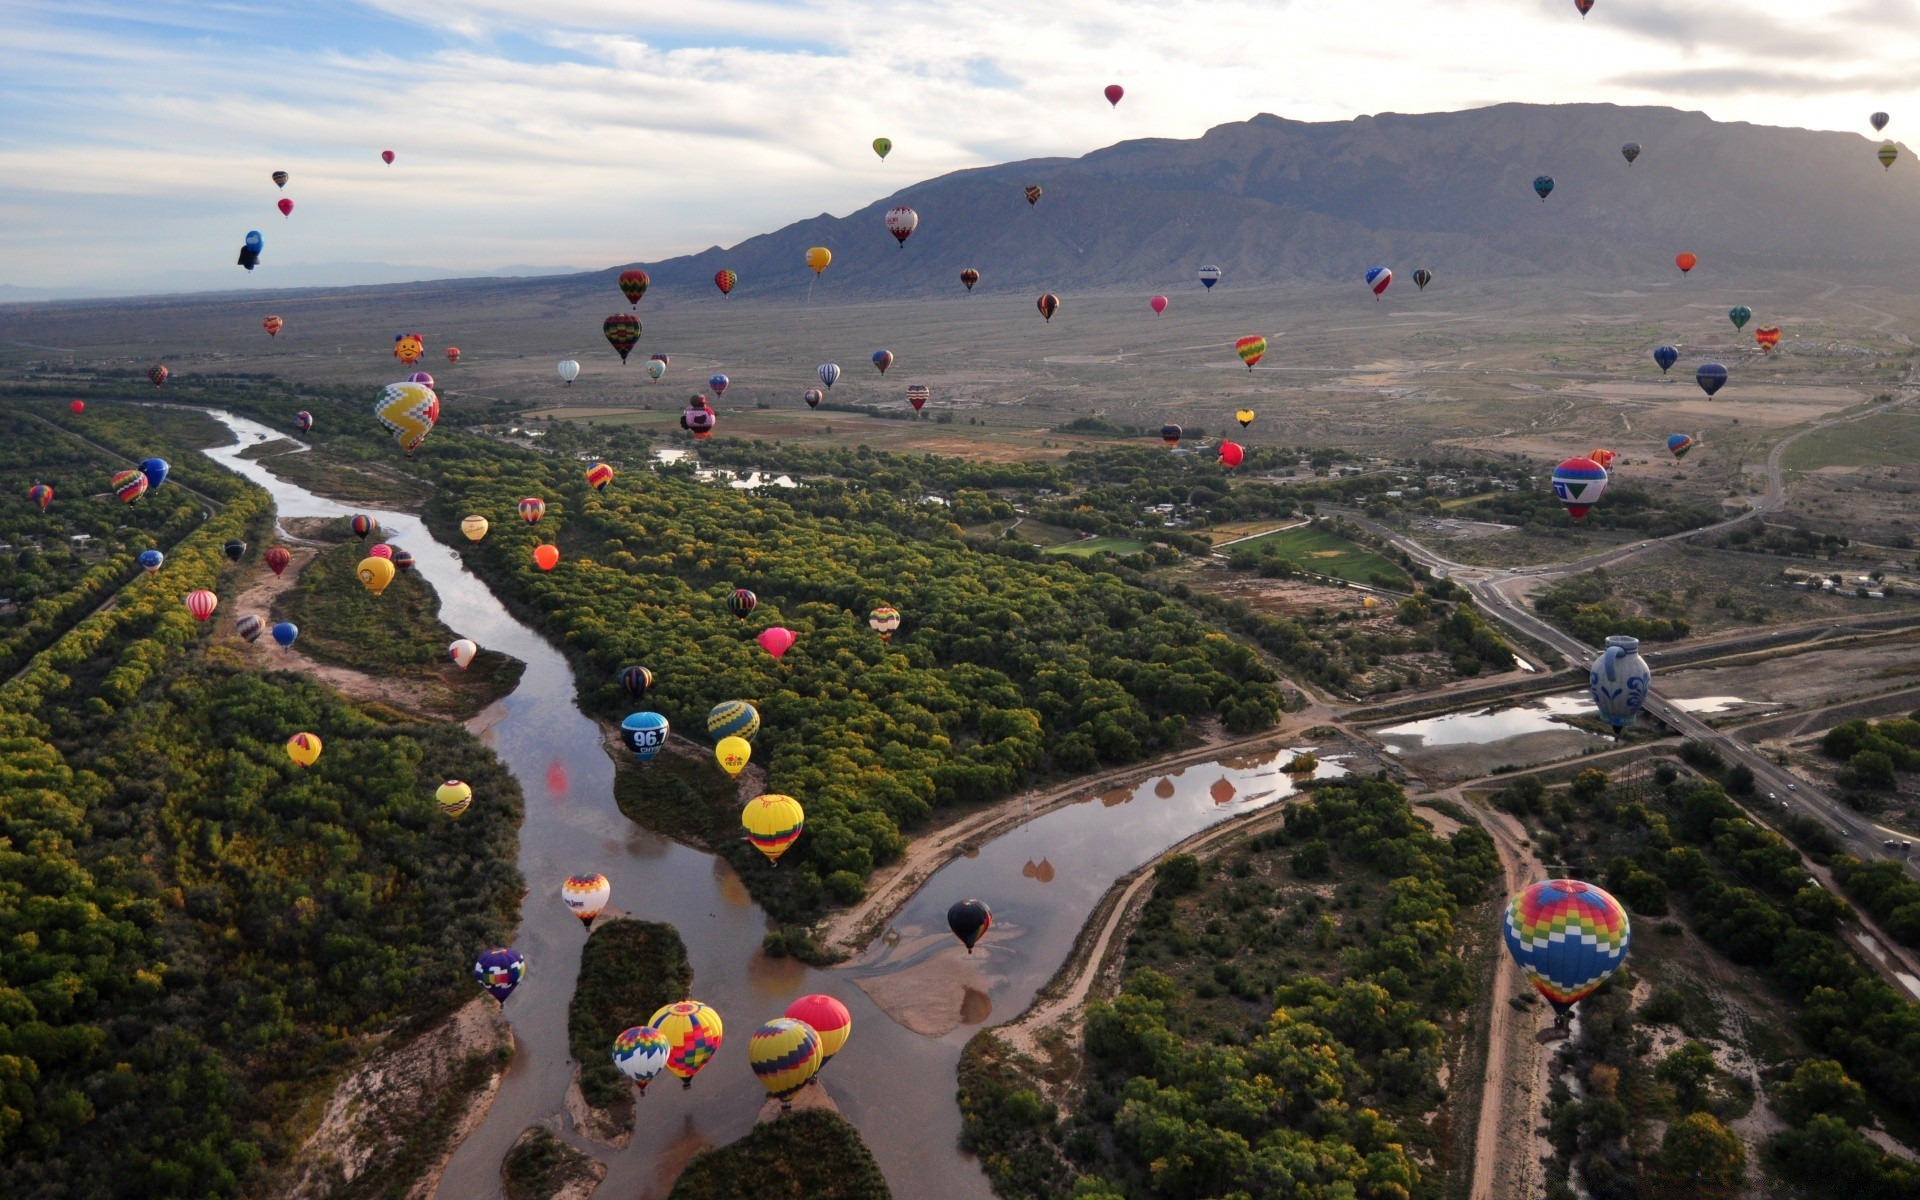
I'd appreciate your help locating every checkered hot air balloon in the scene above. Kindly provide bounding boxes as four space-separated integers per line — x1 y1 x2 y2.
373 381 439 456
649 1000 724 1088
1503 880 1630 1023
472 947 524 1003
603 314 640 362
619 269 650 307
613 1025 670 1095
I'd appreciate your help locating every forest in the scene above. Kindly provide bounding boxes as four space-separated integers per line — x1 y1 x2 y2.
667 1109 892 1199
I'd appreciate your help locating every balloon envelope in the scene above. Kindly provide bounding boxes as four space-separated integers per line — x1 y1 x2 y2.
472 947 524 1002
727 588 758 618
460 515 489 542
1621 142 1640 163
870 349 893 374
959 269 979 291
139 457 170 489
883 206 918 246
235 614 263 642
285 732 322 767
1873 112 1890 132
785 994 852 1064
1652 345 1679 374
184 589 217 621
519 497 546 524
558 359 580 383
649 1001 723 1087
806 246 831 274
1104 84 1124 106
1198 265 1221 289
1218 441 1245 468
1234 335 1266 370
619 269 650 306
715 735 752 777
562 873 611 924
112 470 148 504
1532 175 1554 200
1667 433 1694 459
603 315 640 362
871 137 892 160
264 546 291 576
373 381 439 454
1036 293 1059 320
586 462 615 491
1675 252 1698 273
620 665 653 699
437 779 473 817
533 544 560 571
646 359 666 381
1365 265 1392 296
1696 363 1729 397
707 700 760 743
742 794 805 864
817 363 840 388
750 1017 823 1099
357 557 397 595
294 410 313 431
948 898 992 952
1503 880 1630 1013
270 621 298 648
621 711 670 762
450 639 478 669
1728 305 1752 331
714 269 737 295
138 549 163 573
1235 410 1256 428
613 1025 671 1093
1159 423 1182 448
1551 457 1608 519
1149 295 1168 314
1589 635 1651 731
27 483 53 511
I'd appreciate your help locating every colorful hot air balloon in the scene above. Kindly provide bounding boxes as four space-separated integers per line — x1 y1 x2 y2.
785 994 851 1066
1696 363 1729 397
1503 880 1630 1022
817 363 840 389
884 206 918 247
864 350 892 377
1365 265 1392 298
613 1025 670 1095
1728 305 1752 331
1235 410 1255 428
1218 441 1245 468
533 544 560 571
868 605 901 641
148 365 169 386
604 314 640 362
294 410 313 432
714 269 737 296
646 359 666 381
351 514 376 540
1621 142 1641 164
872 137 892 160
750 1018 823 1103
649 1001 723 1089
619 269 650 306
1160 423 1183 449
620 665 654 700
224 538 247 562
1148 295 1168 315
728 588 758 619
586 462 615 491
392 548 414 573
373 381 439 455
1412 268 1433 291
906 384 929 411
1666 433 1694 459
806 247 832 275
1024 184 1043 206
742 794 805 865
1653 345 1679 375
1198 264 1221 290
69 399 84 413
27 483 52 511
381 149 395 164
558 359 580 385
621 711 670 762
1754 327 1781 354
460 515 488 542
1873 112 1891 132
707 700 760 743
1036 293 1059 321
277 198 294 218
681 404 715 439
263 315 284 338
948 898 992 953
445 346 461 364
1880 142 1899 171
708 373 729 397
562 873 611 926
449 639 478 670
1589 635 1651 733
519 497 546 524
112 469 148 504
138 549 163 574
757 627 797 660
139 457 170 490
184 589 218 622
715 736 752 778
271 621 297 649
392 333 424 365
959 268 979 291
1587 447 1616 469
1675 252 1697 274
1104 83 1124 106
235 614 263 642
272 170 289 188
285 732 322 767
1234 335 1267 371
438 779 474 818
473 947 523 1002
1551 457 1608 520
358 556 396 595
1532 175 1555 200
803 388 823 409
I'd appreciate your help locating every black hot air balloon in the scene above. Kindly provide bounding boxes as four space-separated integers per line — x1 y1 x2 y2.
620 665 653 700
727 588 758 619
1621 142 1641 164
948 899 992 953
224 539 246 562
1412 268 1432 291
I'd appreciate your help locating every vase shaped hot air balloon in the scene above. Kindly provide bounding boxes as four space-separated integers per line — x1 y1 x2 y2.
278 198 294 218
714 269 737 296
603 314 640 362
285 731 322 767
742 794 805 865
184 589 218 622
707 700 760 743
140 457 170 490
222 542 244 567
1587 448 1616 470
1365 266 1392 298
370 542 393 562
1667 433 1694 459
959 269 979 291
449 639 478 670
756 627 797 660
1234 336 1266 371
438 780 474 817
647 359 666 381
727 588 758 619
460 515 488 542
715 736 752 778
1653 345 1679 375
272 170 289 188
70 399 84 413
1621 142 1641 164
1696 363 1728 397
1589 635 1651 734
619 665 653 700
621 711 669 762
751 1018 823 1106
473 947 524 1003
562 873 611 927
948 898 992 953
706 374 729 398
785 994 852 1068
1160 424 1182 449
1551 457 1608 520
1504 880 1630 1027
392 548 414 573
613 1025 671 1095
381 149 395 164
650 1001 723 1089
351 516 377 541
237 231 262 271
373 381 439 456
1873 112 1891 132
619 269 650 306
868 605 901 641
1036 293 1059 321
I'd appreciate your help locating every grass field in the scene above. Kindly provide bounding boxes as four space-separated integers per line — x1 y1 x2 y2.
1042 535 1150 557
1231 524 1410 585
1783 408 1920 472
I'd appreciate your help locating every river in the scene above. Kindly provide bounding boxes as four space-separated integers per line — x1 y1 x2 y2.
200 411 1339 1199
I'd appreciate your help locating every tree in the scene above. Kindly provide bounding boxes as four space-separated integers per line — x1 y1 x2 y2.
1773 1059 1869 1127
1656 1042 1718 1112
1570 769 1610 803
1659 1113 1745 1192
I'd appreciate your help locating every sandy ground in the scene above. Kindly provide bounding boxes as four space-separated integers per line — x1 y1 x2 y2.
756 1078 843 1124
1657 634 1920 712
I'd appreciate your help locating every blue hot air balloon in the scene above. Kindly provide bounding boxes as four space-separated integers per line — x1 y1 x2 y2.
239 230 264 270
1532 175 1555 201
271 621 299 649
1696 363 1728 398
139 457 170 490
138 549 164 574
1652 346 1678 375
1666 433 1694 459
1589 635 1650 733
472 947 526 1004
709 373 730 397
1198 265 1221 290
1504 880 1631 1024
621 711 670 762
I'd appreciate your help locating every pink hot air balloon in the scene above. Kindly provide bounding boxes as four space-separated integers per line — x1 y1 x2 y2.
757 627 797 660
1104 84 1124 107
381 149 395 164
1149 295 1168 314
277 198 294 218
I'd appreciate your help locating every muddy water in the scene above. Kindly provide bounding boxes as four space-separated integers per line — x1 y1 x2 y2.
201 411 1336 1198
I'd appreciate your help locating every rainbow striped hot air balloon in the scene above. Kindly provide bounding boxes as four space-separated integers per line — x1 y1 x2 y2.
650 1000 724 1088
112 470 148 504
742 794 804 865
27 483 52 511
1503 879 1631 1025
1234 335 1267 371
750 1017 823 1104
1667 433 1694 459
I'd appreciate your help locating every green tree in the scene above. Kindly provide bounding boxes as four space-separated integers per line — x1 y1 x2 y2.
1656 1042 1718 1112
1773 1059 1869 1127
1660 1112 1745 1191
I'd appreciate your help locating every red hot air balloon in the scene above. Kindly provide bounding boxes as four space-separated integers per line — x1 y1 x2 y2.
1675 252 1697 274
381 150 395 164
534 544 560 571
184 589 218 622
264 547 291 577
263 315 284 338
1218 441 1245 468
959 269 979 291
1104 84 1124 106
70 400 84 414
277 198 294 218
445 346 461 364
906 384 929 412
714 269 737 296
1150 295 1168 314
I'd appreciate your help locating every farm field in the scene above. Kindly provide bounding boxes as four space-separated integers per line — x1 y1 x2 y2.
1230 522 1411 585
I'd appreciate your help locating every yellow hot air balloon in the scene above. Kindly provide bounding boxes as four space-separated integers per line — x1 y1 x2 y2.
286 732 323 767
1880 141 1899 170
649 1000 724 1088
436 779 473 817
750 1017 823 1102
715 735 752 778
741 794 805 865
1235 409 1256 428
806 246 832 275
358 556 396 595
460 515 489 542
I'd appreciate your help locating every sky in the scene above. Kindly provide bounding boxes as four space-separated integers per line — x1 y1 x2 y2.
4 0 1918 293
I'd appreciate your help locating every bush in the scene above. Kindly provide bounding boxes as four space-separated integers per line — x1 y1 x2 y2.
670 1110 891 1199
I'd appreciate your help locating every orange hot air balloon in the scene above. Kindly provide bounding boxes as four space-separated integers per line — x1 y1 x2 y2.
1674 252 1697 274
1754 327 1782 354
714 269 737 296
263 315 284 338
1588 448 1616 469
534 544 560 571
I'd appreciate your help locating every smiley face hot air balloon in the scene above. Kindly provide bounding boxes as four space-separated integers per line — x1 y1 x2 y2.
1036 293 1059 321
1675 252 1697 274
557 359 580 385
1653 345 1679 375
871 137 892 160
294 410 313 432
619 269 650 306
112 470 148 504
742 794 805 865
533 545 560 571
650 1001 723 1089
1234 335 1267 371
184 589 218 622
562 873 611 927
868 605 901 641
1365 265 1392 298
460 515 488 542
438 780 474 818
357 556 396 595
1235 409 1255 429
1754 327 1781 354
715 736 752 778
27 483 52 511
714 269 737 296
1159 423 1182 449
613 1025 671 1095
138 549 162 574
1589 635 1651 734
1666 433 1694 459
786 994 851 1067
805 246 831 275
751 1017 823 1104
285 731 322 767
263 315 284 338
1503 879 1630 1025
1532 175 1555 201
1551 457 1608 520
586 462 615 491
518 497 546 524
620 665 653 700
870 349 893 375
756 626 797 660
948 898 992 953
1728 305 1751 331
622 711 669 762
959 268 979 291
373 381 439 456
1696 363 1729 397
392 333 424 365
884 206 918 247
473 947 524 1003
817 363 840 389
603 314 640 362
449 639 478 670
1587 447 1616 469
707 700 760 743
727 588 757 619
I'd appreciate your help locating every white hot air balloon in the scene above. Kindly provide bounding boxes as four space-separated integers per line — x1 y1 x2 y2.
817 363 841 389
449 639 478 670
557 359 581 385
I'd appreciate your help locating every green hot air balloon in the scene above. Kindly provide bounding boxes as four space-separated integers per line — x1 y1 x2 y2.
872 137 892 160
1728 305 1752 332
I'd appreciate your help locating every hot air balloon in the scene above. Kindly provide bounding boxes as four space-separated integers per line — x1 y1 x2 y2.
392 548 414 573
562 873 610 926
271 621 298 649
1199 265 1221 290
1653 345 1678 375
1696 363 1728 397
460 515 488 542
1234 335 1267 370
757 627 797 660
604 314 640 362
750 1018 823 1104
649 1001 723 1088
138 549 162 574
351 514 376 539
709 374 729 397
27 483 52 511
1218 441 1245 469
263 315 284 338
646 359 666 381
1575 0 1594 14
518 497 545 524
872 137 892 160
785 995 851 1067
716 736 752 778
445 346 461 364
449 639 478 670
868 605 901 641
369 546 394 561
1533 175 1555 200
277 198 294 218
681 404 715 439
1728 305 1752 332
728 588 758 619
381 149 395 164
619 269 650 306
960 269 979 291
294 410 313 432
1365 266 1392 298
1235 410 1255 428
1754 327 1781 354
140 457 170 490
905 384 930 412
1587 448 1616 469
1667 433 1694 459
619 665 654 700
707 700 760 743
621 711 670 762
948 898 992 953
803 387 823 409
1104 83 1124 106
69 399 84 413
806 247 831 275
1621 142 1641 164
358 556 396 595
586 462 615 491
272 170 289 188
817 363 841 389
870 350 894 376
285 732 322 767
432 779 473 819
714 269 737 296
373 381 439 455
473 947 523 1002
558 359 580 385
1024 184 1043 206
1551 457 1608 520
1675 252 1697 274
236 614 263 642
148 364 170 386
237 231 262 270
1880 142 1899 171
1589 635 1651 733
1160 423 1182 449
534 544 560 571
224 538 246 562
392 333 424 365
742 794 805 864
1037 293 1059 321
1148 295 1168 315
1873 112 1891 132
1412 268 1433 291
112 470 148 504
1503 880 1630 1024
884 206 918 247
613 1025 670 1095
